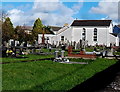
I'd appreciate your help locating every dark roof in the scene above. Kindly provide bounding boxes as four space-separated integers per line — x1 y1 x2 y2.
21 26 33 30
117 25 120 28
71 20 112 26
49 26 62 31
110 33 117 37
113 25 120 34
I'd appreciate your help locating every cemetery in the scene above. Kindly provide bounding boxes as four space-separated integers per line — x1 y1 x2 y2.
1 37 120 91
1 17 120 91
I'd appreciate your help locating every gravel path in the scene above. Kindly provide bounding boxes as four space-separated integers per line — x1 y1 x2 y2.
60 61 88 64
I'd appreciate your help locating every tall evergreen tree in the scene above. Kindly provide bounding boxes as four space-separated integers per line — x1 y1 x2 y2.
2 17 14 42
32 18 43 40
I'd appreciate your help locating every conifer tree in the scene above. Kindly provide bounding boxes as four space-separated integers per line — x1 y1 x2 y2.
32 18 43 40
2 17 14 42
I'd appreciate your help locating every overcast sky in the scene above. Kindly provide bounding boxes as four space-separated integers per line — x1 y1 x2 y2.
2 0 119 26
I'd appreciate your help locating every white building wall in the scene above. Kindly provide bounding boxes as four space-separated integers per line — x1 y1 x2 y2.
72 27 82 42
38 23 117 47
109 34 117 46
72 26 112 46
97 27 108 46
52 26 72 45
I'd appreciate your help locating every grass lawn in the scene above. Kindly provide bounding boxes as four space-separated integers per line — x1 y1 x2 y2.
1 54 54 63
2 57 118 91
114 51 120 55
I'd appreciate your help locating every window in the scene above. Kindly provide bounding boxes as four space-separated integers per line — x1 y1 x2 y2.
61 36 64 41
47 37 49 40
93 28 97 41
82 28 86 41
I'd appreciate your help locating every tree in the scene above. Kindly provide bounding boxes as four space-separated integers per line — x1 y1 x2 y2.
32 18 54 44
0 10 8 22
2 17 14 42
14 26 34 45
43 26 54 34
32 18 43 40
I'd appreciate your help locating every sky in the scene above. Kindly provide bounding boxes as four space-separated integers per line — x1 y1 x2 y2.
2 0 119 27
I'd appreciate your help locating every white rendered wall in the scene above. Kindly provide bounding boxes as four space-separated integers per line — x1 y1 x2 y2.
52 26 73 45
72 26 114 46
38 23 116 47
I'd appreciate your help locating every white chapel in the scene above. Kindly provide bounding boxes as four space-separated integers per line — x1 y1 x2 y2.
38 20 119 47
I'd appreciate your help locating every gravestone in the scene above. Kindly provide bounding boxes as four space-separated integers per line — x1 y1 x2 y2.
76 42 80 49
12 47 16 57
75 42 77 50
107 48 114 56
80 39 82 48
24 42 27 47
15 41 19 46
2 46 7 57
9 39 15 47
61 50 65 58
3 41 7 47
55 51 59 58
68 46 72 54
61 44 65 50
73 41 76 49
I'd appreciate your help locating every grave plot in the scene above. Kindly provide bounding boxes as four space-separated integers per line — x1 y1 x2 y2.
67 46 97 59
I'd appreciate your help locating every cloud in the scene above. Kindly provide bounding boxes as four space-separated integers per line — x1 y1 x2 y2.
7 1 83 26
72 2 83 14
32 1 76 26
90 0 118 23
7 9 25 26
7 9 33 26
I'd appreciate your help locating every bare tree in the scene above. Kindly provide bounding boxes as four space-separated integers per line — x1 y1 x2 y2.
0 10 8 22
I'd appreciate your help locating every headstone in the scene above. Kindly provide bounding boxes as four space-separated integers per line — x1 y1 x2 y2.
76 42 80 49
107 48 114 56
6 43 9 47
15 41 19 46
11 41 15 47
71 41 72 46
68 46 72 54
49 46 52 52
75 42 77 50
82 40 86 49
80 39 82 48
61 50 65 58
9 39 14 47
2 46 7 57
12 47 16 57
24 42 27 47
35 40 38 46
42 33 45 44
73 41 76 48
3 41 7 47
55 51 59 58
61 44 65 50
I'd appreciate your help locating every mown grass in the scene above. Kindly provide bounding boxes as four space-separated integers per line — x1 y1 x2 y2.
2 58 118 91
69 58 95 63
1 54 54 63
114 51 120 55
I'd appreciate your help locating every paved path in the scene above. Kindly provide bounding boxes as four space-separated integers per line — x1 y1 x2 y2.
60 61 88 64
